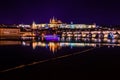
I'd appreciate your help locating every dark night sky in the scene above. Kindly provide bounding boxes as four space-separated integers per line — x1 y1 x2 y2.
0 0 120 25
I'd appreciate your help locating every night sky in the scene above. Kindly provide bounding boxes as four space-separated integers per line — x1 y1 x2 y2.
0 0 120 25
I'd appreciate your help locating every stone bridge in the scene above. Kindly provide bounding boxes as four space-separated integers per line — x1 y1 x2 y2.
62 30 120 38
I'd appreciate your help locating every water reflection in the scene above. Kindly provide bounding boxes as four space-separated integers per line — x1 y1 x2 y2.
31 41 120 53
1 37 120 53
32 42 60 53
0 41 21 45
26 37 120 53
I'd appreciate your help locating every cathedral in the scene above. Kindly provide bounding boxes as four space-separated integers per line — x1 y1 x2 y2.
32 17 63 29
49 17 62 24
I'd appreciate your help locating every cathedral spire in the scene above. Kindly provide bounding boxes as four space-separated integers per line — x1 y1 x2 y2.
52 16 55 21
50 16 56 24
32 21 36 29
50 19 52 23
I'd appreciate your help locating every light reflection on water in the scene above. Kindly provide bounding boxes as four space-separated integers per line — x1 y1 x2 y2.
1 37 120 53
31 42 120 53
1 37 120 72
32 42 96 53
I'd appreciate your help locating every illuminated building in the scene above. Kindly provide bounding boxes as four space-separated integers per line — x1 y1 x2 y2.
32 17 62 29
0 28 20 37
59 22 96 29
18 24 31 28
31 17 96 29
32 21 37 29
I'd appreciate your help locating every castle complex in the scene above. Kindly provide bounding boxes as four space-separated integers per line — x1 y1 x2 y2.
32 17 96 29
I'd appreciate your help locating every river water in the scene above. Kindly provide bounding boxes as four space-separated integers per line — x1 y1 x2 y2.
1 38 120 79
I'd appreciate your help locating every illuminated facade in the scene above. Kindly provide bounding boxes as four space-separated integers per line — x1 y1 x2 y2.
32 17 96 29
59 23 96 29
18 24 31 28
0 28 20 37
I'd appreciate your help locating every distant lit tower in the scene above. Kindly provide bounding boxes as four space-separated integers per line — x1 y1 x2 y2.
93 23 97 28
71 21 73 24
32 21 37 29
50 19 52 24
50 16 56 24
70 21 74 29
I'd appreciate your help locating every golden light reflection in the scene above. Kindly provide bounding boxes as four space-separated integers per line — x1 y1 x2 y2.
32 42 61 53
32 41 98 53
0 41 21 46
30 38 120 53
48 42 60 53
32 42 38 49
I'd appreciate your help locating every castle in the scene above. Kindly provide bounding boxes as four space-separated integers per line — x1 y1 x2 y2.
32 17 96 29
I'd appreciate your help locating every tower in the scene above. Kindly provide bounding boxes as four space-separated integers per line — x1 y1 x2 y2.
32 21 36 29
50 16 56 24
50 19 52 24
52 16 56 24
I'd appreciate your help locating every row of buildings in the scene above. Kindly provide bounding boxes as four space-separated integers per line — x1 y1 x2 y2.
18 17 97 29
0 17 103 39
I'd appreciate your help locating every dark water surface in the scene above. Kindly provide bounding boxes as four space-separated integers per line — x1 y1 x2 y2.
1 40 120 80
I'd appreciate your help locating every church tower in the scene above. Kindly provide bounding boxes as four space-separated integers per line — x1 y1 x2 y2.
50 16 56 24
49 19 52 24
32 21 36 29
